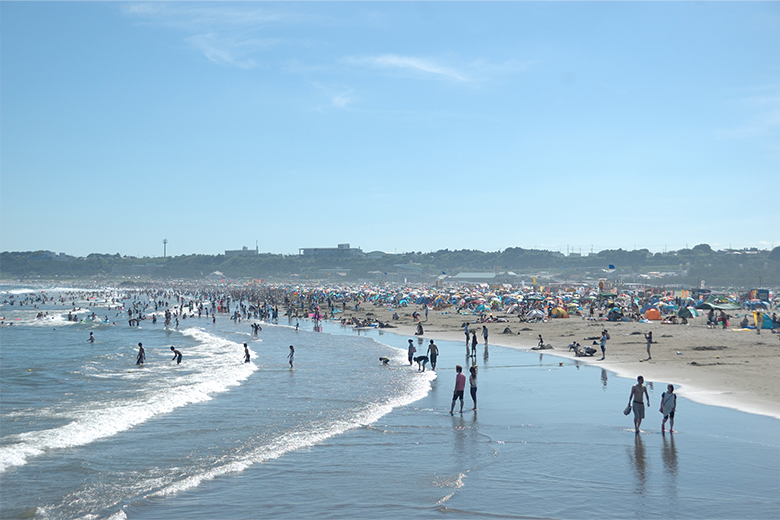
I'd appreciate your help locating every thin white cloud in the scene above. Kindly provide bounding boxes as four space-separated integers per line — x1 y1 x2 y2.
345 54 538 84
312 82 357 109
185 34 278 69
122 3 295 68
347 54 468 82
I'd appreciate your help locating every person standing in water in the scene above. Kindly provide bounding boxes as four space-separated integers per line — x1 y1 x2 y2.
171 346 182 364
469 365 478 410
89 332 95 344
136 342 145 365
482 326 489 347
243 343 250 363
426 340 439 371
471 331 478 356
449 365 466 415
287 345 295 368
407 339 416 366
628 375 650 433
660 384 677 433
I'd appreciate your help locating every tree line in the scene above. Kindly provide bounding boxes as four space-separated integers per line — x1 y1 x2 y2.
1 245 778 288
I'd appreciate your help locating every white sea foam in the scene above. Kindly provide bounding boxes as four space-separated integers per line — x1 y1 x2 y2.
0 328 256 473
152 363 435 496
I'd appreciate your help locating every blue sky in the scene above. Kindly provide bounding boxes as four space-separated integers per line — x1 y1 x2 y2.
2 2 778 258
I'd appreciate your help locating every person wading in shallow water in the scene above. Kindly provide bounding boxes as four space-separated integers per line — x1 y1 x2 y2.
628 375 650 433
469 365 478 410
660 384 677 433
449 365 466 415
171 346 182 364
426 340 439 371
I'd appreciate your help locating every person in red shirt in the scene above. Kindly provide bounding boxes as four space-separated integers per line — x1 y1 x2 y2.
449 365 466 415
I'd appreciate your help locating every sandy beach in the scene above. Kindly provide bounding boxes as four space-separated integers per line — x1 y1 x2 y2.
349 305 780 419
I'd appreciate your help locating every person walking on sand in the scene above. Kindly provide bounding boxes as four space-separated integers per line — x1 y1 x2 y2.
469 365 478 410
427 339 439 370
483 325 489 347
407 339 416 366
660 384 677 433
170 346 182 364
136 342 145 365
471 331 478 356
449 365 466 415
243 343 250 363
643 331 653 360
464 324 470 348
628 375 651 433
287 345 295 368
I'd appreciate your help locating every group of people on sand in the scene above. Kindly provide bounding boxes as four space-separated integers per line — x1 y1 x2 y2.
628 375 677 434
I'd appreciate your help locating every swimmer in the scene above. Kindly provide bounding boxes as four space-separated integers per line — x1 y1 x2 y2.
171 346 182 364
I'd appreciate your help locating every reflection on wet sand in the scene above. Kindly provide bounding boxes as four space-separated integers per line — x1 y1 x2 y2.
661 433 678 473
628 434 648 494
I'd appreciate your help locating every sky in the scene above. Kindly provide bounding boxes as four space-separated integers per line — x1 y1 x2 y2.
1 2 778 258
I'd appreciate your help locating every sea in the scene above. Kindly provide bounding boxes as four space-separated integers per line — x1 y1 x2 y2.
1 285 778 520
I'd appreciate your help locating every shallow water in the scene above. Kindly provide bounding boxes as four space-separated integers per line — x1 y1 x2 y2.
1 288 778 519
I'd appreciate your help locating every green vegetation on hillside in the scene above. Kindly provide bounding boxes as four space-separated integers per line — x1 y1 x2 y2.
2 245 778 288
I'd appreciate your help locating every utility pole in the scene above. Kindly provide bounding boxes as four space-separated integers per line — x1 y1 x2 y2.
163 239 168 258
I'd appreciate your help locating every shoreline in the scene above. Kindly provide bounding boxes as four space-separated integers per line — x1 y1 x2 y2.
346 309 780 420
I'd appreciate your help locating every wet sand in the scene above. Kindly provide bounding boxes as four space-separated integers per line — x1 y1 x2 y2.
349 306 780 418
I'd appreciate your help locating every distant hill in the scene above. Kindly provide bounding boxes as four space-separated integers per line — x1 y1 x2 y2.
1 245 778 289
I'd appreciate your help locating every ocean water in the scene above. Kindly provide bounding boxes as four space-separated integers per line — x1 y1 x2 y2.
1 286 778 519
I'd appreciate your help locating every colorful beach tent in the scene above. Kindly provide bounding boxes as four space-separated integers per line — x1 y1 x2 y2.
644 308 662 320
677 307 698 319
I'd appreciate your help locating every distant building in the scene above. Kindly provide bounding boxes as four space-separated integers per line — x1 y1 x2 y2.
451 271 518 283
299 243 364 258
225 246 259 257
